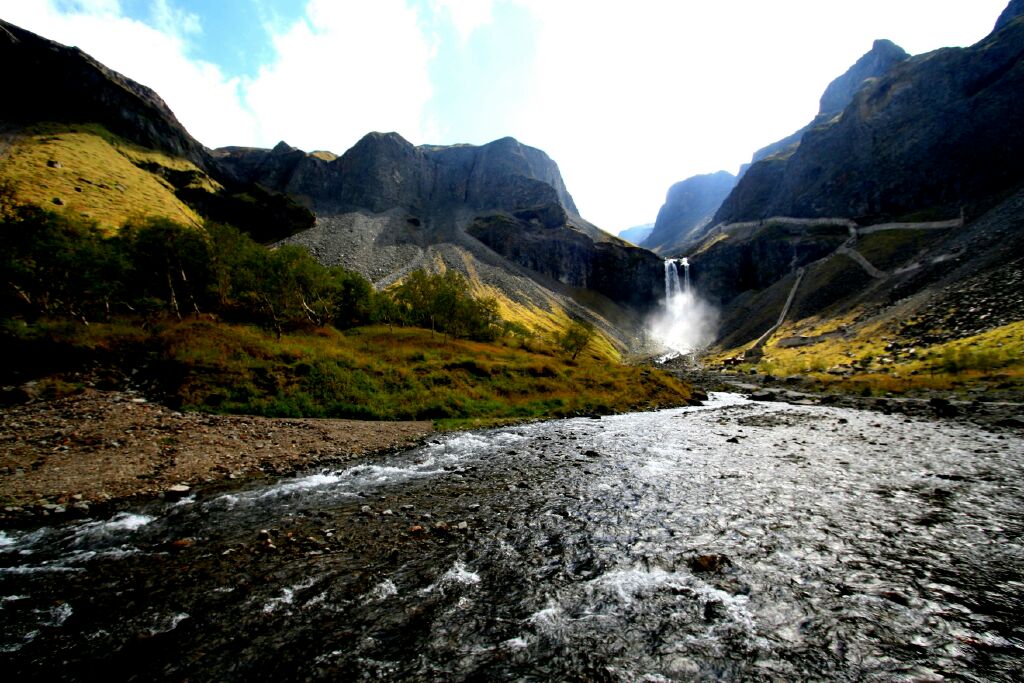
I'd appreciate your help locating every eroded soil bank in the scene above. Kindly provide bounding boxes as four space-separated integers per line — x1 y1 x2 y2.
0 390 432 520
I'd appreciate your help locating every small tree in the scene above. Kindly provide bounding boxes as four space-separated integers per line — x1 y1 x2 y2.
559 319 595 360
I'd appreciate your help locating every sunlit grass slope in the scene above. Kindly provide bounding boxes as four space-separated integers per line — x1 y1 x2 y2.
708 315 1024 397
16 319 692 429
0 123 215 232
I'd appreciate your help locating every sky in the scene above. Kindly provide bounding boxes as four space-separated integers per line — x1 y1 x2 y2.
0 0 1010 232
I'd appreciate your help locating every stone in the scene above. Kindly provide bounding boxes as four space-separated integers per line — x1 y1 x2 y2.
688 554 732 573
750 390 776 402
164 484 191 499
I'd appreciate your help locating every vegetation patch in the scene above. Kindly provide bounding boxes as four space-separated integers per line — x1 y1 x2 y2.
0 199 692 426
0 123 209 231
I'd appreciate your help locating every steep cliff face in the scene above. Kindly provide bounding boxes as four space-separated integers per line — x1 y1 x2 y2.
642 171 736 255
0 19 209 169
716 17 1024 224
648 40 907 257
217 132 663 322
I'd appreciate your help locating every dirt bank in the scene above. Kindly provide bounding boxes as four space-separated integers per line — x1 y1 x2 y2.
0 389 432 520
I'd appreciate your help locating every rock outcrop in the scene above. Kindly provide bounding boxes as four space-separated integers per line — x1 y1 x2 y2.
747 39 909 167
0 19 209 168
715 15 1024 224
642 171 736 255
647 39 907 257
216 133 664 317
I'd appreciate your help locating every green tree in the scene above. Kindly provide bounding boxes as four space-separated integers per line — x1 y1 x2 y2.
558 319 595 360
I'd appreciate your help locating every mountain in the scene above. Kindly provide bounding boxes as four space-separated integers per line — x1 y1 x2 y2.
0 18 664 352
685 2 1024 372
617 223 654 246
747 39 909 167
216 133 665 335
642 171 737 255
646 40 907 257
0 19 314 242
715 15 1024 224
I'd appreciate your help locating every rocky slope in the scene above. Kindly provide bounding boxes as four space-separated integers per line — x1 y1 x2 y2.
0 20 314 240
0 19 208 168
217 133 665 345
715 11 1024 224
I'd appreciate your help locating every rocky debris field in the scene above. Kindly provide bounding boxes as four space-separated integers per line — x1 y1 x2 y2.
0 390 432 523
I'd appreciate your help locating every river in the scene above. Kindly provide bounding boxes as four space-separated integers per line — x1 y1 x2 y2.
1 393 1022 681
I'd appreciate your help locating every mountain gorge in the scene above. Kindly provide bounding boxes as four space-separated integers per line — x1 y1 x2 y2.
675 2 1024 391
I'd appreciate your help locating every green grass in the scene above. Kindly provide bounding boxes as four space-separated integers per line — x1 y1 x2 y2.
710 318 1024 397
7 318 693 427
855 229 948 271
0 123 217 232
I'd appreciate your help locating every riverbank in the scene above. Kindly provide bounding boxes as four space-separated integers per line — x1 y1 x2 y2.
0 389 432 522
655 356 1024 430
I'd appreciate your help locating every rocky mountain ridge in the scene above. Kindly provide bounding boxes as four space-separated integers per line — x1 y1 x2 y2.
220 133 665 330
715 12 1024 224
646 38 910 257
0 17 664 351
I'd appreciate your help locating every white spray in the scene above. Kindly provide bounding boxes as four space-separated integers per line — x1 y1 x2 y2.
650 257 717 356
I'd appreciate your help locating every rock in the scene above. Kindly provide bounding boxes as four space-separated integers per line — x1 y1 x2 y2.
467 503 481 511
359 505 373 515
583 449 601 458
928 397 959 417
382 509 394 516
995 416 1024 429
456 521 469 531
726 436 740 444
164 484 191 499
688 554 732 573
750 390 776 402
47 159 62 168
645 171 738 253
716 22 1022 224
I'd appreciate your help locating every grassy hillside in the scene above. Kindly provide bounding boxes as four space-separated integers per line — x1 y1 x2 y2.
0 123 215 231
707 313 1024 398
5 319 693 429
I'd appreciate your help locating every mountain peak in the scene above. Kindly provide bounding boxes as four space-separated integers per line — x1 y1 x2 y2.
818 39 909 115
995 0 1024 31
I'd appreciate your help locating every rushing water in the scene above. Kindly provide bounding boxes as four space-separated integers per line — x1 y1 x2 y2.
1 394 1022 681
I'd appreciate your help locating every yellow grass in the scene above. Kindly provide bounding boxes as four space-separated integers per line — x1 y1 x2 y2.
0 123 217 232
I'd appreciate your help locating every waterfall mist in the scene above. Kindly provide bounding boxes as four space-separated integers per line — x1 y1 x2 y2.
649 258 718 355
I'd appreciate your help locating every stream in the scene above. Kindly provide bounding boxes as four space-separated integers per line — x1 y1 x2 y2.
1 393 1022 681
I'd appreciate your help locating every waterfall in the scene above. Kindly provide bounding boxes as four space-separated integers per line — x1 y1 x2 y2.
664 259 681 300
663 258 690 301
653 256 716 356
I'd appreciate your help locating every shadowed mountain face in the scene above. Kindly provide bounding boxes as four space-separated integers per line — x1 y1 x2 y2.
643 171 736 255
687 2 1024 353
0 19 209 169
647 39 908 257
715 14 1024 224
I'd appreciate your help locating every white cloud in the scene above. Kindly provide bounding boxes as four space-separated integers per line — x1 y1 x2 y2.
245 0 434 153
431 0 493 42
